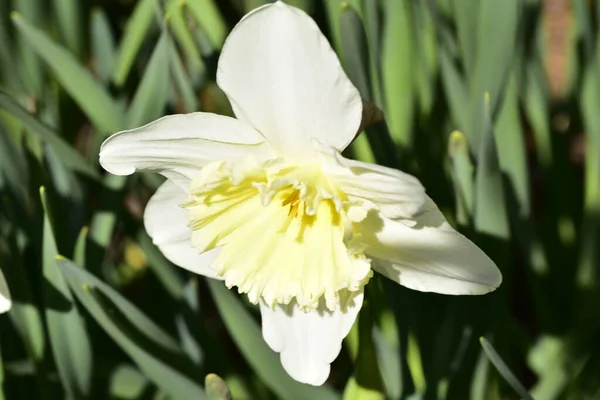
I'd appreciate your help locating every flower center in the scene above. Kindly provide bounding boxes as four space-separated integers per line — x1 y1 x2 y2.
182 159 372 311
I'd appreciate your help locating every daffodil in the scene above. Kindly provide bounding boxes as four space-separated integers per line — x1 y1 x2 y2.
0 268 11 313
99 1 501 385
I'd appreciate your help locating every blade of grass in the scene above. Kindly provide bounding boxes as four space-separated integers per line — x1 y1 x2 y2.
0 91 99 179
112 0 159 87
11 13 124 134
40 187 92 398
57 257 206 399
480 337 533 400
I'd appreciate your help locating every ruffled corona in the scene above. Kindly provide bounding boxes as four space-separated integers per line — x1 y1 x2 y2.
183 159 373 311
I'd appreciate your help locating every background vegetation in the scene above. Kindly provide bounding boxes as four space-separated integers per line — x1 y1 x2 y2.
0 0 598 399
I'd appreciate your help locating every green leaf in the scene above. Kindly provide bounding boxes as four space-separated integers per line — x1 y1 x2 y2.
91 8 117 83
126 31 171 128
342 301 385 400
495 70 530 218
523 59 552 167
57 257 206 399
0 91 100 180
468 0 519 151
186 0 228 50
450 0 479 77
448 130 474 225
381 0 414 148
11 13 124 134
439 48 469 133
51 0 82 55
40 187 92 398
0 122 28 202
73 226 88 268
13 0 44 96
480 337 533 400
474 94 509 238
207 280 340 400
169 43 199 113
112 0 159 87
138 230 184 299
340 3 372 99
166 0 205 78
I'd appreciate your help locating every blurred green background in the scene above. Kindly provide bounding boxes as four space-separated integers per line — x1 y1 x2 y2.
0 0 598 399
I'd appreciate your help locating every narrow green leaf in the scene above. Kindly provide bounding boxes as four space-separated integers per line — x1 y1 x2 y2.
523 59 552 166
450 0 479 77
169 43 199 113
474 94 509 238
470 347 491 400
439 48 469 133
126 31 171 128
138 231 184 299
480 337 533 400
91 9 117 83
73 226 88 268
13 0 44 96
207 280 340 400
57 258 206 399
11 13 124 134
0 91 100 180
495 70 530 218
412 0 438 115
40 187 93 398
112 0 158 87
166 0 205 77
0 123 28 202
381 0 414 148
448 130 474 225
51 0 82 55
340 3 372 99
342 301 385 400
186 0 228 50
468 0 519 151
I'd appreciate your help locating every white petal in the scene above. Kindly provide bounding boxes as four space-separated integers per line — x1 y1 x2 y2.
217 2 362 159
100 112 270 188
323 150 426 219
260 292 363 385
362 197 502 295
144 180 223 280
0 268 11 313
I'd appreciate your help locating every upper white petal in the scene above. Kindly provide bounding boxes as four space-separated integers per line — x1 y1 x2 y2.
99 112 270 188
216 1 362 160
260 291 363 386
322 149 426 219
0 268 11 313
144 180 223 280
362 197 502 295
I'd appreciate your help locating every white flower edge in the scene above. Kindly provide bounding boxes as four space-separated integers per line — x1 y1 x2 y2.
143 180 223 280
0 268 11 313
260 291 363 386
363 197 502 295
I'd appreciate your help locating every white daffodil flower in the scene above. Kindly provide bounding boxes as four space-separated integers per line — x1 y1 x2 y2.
99 1 501 386
0 268 11 314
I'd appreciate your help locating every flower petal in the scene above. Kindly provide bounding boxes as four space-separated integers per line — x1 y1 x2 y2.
362 197 502 295
100 112 269 188
260 292 363 385
323 149 426 219
144 180 223 280
0 268 11 313
217 2 362 159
